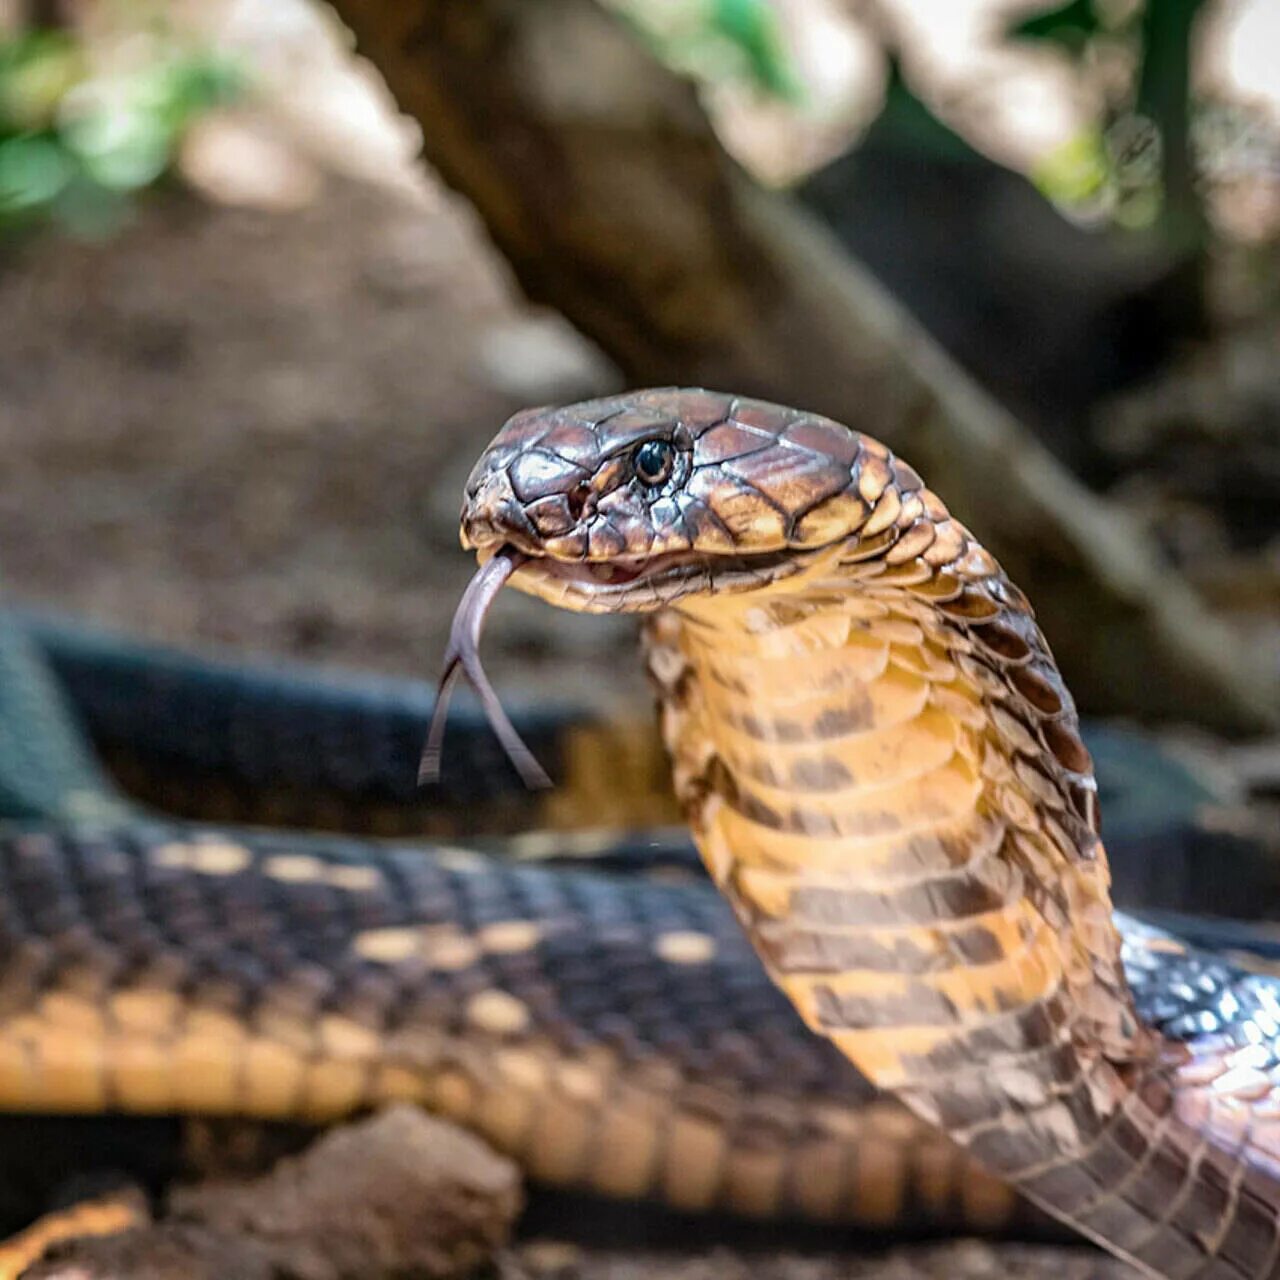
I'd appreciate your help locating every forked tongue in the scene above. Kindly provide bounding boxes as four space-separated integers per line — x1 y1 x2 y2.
419 548 552 789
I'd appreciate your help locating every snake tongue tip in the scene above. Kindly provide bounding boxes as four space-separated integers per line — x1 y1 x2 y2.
423 546 552 793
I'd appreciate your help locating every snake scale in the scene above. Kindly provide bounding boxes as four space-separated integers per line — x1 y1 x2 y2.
429 388 1280 1279
0 389 1276 1278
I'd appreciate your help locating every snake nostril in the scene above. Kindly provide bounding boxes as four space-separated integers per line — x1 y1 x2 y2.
566 482 590 521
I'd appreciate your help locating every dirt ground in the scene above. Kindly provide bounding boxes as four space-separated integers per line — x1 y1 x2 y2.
1 174 646 711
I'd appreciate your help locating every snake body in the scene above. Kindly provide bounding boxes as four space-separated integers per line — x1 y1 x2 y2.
0 387 1275 1267
0 820 1028 1230
448 388 1280 1279
0 627 1269 1243
0 814 1273 1239
0 609 1019 1233
21 612 1266 918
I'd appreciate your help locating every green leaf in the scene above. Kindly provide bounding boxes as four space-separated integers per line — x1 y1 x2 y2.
1031 129 1111 204
79 114 172 191
710 0 799 99
0 30 82 132
0 133 74 212
0 25 245 239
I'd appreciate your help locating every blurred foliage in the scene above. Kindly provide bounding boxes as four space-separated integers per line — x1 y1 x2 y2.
708 0 799 98
869 60 990 165
1011 0 1210 240
0 26 241 237
611 0 800 101
620 0 1263 247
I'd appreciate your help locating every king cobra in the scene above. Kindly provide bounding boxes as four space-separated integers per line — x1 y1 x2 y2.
432 388 1280 1280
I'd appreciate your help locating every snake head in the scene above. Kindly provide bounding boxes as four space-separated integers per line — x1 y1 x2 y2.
459 388 895 615
425 388 918 785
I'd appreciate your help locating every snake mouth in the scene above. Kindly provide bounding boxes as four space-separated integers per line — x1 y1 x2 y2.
506 545 809 614
509 549 702 601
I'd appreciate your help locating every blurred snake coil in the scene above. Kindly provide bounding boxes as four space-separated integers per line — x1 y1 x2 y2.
0 389 1277 1277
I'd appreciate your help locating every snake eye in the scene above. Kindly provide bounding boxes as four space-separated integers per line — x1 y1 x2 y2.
633 439 676 488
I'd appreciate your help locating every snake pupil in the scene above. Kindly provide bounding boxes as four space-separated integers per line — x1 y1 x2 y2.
634 439 675 487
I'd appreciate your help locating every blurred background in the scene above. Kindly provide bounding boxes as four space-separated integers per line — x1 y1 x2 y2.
0 2 1279 1274
1 0 1278 810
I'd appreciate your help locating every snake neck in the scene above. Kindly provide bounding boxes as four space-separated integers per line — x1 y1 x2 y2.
634 475 1280 1278
644 524 1163 1170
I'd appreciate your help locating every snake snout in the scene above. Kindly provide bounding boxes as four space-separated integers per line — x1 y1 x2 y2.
460 469 539 554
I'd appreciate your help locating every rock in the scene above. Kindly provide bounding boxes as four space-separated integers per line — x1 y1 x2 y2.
168 1106 522 1280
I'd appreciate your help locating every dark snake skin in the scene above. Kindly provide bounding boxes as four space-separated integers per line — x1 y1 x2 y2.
0 814 1274 1241
19 613 1277 922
